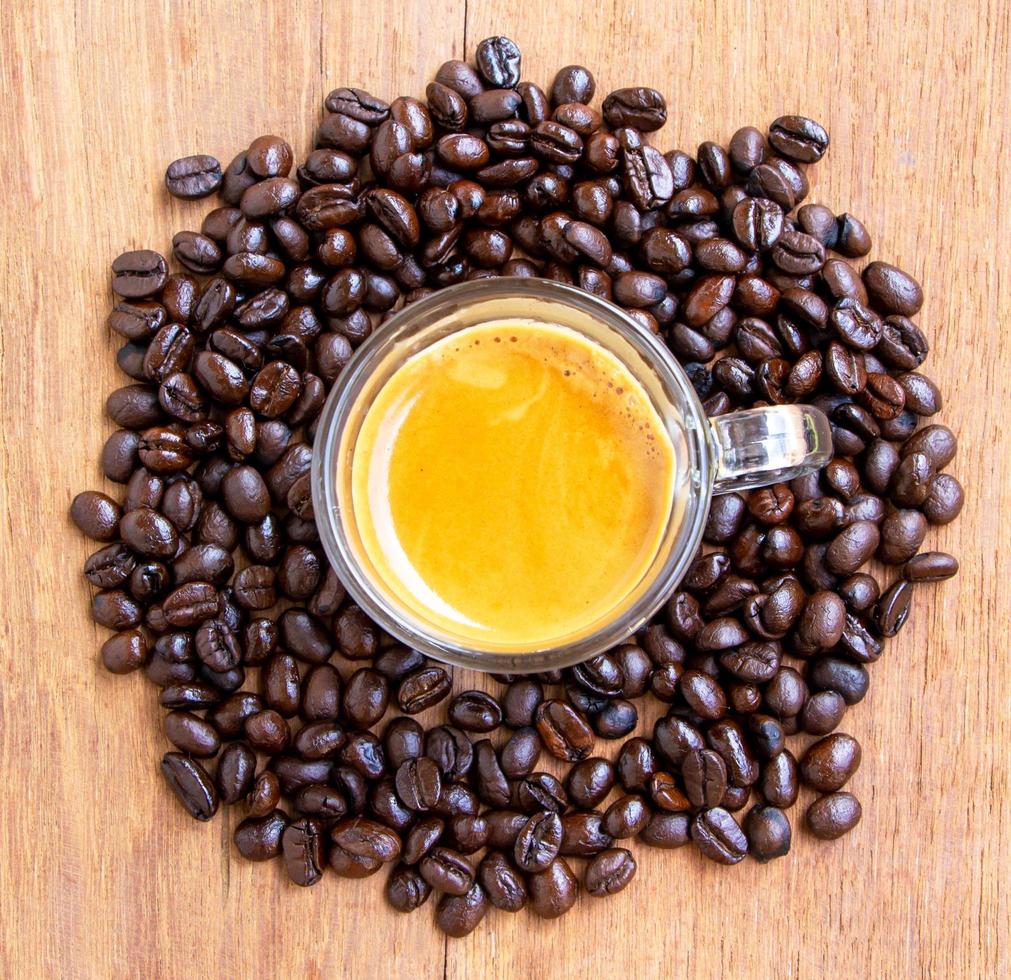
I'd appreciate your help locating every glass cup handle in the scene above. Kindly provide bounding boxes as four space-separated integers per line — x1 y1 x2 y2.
710 404 833 494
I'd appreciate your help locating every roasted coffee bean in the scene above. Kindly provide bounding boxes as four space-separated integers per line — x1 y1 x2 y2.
527 857 578 919
478 851 527 912
744 714 785 759
448 690 503 732
769 115 829 162
293 721 346 761
800 690 847 735
744 804 792 862
112 249 168 298
557 811 612 857
469 739 508 808
683 749 728 807
922 473 964 524
733 197 784 251
679 670 727 720
401 816 444 866
395 757 442 811
500 727 542 779
535 700 593 761
419 846 474 896
806 791 862 839
165 154 222 199
280 818 325 887
614 738 657 793
564 757 613 810
425 726 473 782
874 580 913 637
160 752 218 820
764 666 808 716
100 629 148 673
691 807 748 864
904 551 959 582
70 491 121 541
603 87 666 131
808 657 869 705
759 750 799 808
601 794 649 838
800 733 861 792
244 709 290 754
475 35 521 88
593 699 638 738
584 847 636 897
551 64 595 105
863 261 923 316
879 509 928 564
514 811 563 872
639 811 691 849
332 817 402 866
386 864 432 913
234 809 287 860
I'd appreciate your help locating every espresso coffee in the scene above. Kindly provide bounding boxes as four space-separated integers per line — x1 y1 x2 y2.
346 319 678 650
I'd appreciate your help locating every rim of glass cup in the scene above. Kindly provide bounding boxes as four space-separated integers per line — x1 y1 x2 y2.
311 277 715 673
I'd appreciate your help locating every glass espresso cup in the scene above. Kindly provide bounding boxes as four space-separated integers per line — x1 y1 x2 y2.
312 278 831 673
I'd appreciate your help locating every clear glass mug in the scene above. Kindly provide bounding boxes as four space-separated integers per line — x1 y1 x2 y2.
311 278 831 673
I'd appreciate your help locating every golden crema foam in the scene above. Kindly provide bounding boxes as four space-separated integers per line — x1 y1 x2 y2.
345 318 677 651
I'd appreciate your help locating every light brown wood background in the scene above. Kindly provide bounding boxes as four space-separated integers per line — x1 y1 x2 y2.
2 1 1008 977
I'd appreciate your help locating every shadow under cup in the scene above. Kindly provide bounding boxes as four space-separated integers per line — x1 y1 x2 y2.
311 278 715 673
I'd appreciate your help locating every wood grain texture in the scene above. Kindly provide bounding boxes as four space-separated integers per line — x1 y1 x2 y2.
1 1 1008 976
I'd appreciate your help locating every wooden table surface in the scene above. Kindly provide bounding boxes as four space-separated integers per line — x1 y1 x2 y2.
2 1 1008 976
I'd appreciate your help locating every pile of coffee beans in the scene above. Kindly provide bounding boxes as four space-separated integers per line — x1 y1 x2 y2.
71 36 962 936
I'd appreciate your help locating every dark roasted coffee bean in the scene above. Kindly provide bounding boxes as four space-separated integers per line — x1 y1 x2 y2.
281 818 326 887
447 690 502 733
500 727 542 779
744 804 792 862
422 725 471 783
639 811 691 849
527 857 578 919
769 115 829 162
691 807 747 864
395 757 442 812
806 791 862 839
514 811 563 872
922 473 964 525
601 794 649 839
386 864 432 913
809 657 869 704
879 509 928 564
615 738 657 793
419 846 474 896
100 629 148 673
863 261 923 316
683 749 728 807
602 87 666 131
800 733 861 792
679 670 727 720
331 817 401 866
800 690 847 735
475 36 521 88
904 551 958 582
433 882 488 938
874 580 913 637
234 809 287 860
112 250 168 298
741 713 784 759
759 749 799 808
535 700 593 761
584 847 636 897
160 752 217 820
764 666 808 716
70 491 121 541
